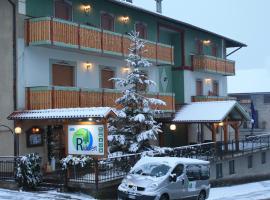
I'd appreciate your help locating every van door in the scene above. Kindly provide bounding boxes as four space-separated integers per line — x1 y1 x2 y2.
186 165 201 198
167 164 187 199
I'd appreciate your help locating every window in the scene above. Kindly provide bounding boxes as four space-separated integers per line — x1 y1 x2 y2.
135 23 147 39
196 40 203 54
216 163 223 179
262 152 266 164
101 13 114 31
52 64 74 87
54 0 72 21
213 81 219 96
196 79 203 96
264 94 270 104
171 164 184 177
229 160 235 175
212 45 217 57
186 165 201 181
248 155 253 169
101 68 115 89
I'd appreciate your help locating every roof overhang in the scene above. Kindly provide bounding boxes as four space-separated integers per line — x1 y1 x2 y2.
173 101 250 123
8 107 117 120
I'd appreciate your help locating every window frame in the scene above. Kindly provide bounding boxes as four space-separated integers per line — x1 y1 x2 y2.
248 155 253 169
135 22 148 39
229 160 235 175
100 12 115 32
54 0 73 21
196 79 203 96
261 152 266 164
216 163 223 179
100 66 116 89
212 80 219 96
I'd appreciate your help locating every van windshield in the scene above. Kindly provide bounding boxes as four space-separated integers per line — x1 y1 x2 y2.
130 163 171 177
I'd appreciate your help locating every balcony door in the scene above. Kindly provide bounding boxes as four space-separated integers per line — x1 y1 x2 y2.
101 13 114 31
52 64 74 87
213 81 219 96
54 0 72 21
101 68 115 89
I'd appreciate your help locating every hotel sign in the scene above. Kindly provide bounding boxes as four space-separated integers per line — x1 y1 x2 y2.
68 125 105 155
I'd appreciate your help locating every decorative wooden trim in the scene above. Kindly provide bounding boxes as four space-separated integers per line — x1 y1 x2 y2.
50 17 54 45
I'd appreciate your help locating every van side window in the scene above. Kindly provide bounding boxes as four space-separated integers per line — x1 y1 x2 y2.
171 164 184 177
186 164 209 181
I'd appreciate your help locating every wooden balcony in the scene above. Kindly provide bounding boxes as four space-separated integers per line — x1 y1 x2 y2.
192 55 235 76
192 95 237 102
25 17 174 65
26 86 175 112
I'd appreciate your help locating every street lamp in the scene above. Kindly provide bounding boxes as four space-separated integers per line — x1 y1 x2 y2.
0 124 22 156
170 124 177 131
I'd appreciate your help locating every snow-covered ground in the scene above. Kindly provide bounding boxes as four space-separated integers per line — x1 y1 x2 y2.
1 180 270 199
209 180 270 200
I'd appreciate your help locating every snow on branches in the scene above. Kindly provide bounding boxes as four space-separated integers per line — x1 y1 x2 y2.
109 30 166 154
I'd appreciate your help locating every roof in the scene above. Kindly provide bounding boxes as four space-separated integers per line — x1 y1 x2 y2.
110 0 246 48
173 101 250 123
135 156 209 168
8 107 117 120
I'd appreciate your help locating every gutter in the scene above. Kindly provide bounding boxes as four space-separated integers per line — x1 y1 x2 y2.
7 0 17 111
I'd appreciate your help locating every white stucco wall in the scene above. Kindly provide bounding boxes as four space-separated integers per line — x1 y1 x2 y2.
17 39 160 109
184 70 228 103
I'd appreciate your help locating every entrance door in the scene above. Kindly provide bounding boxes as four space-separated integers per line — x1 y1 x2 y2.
52 64 74 87
101 68 114 89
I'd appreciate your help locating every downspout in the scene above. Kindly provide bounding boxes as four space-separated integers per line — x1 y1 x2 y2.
7 0 17 156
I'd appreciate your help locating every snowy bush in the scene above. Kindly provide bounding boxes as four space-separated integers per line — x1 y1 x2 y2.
109 30 166 154
15 153 42 189
60 155 93 169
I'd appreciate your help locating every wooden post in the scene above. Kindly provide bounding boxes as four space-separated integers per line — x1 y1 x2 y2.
211 123 217 143
223 121 228 152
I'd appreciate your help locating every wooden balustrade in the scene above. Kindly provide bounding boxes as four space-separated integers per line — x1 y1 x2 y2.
26 87 175 112
192 96 237 102
192 55 235 76
26 17 174 65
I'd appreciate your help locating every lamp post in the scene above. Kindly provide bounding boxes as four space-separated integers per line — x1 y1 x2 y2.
0 124 22 156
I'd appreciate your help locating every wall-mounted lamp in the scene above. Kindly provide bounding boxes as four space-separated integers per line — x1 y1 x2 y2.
82 4 91 15
119 16 130 24
15 127 22 135
31 127 40 134
122 66 131 73
170 124 177 131
218 122 224 127
88 118 93 122
202 40 211 45
85 62 93 70
205 78 212 84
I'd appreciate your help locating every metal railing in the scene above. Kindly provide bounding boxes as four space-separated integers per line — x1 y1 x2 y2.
0 156 17 181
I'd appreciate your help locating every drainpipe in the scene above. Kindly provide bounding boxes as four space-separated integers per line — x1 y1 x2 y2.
7 0 17 156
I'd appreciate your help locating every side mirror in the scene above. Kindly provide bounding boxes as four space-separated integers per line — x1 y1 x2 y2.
169 174 177 182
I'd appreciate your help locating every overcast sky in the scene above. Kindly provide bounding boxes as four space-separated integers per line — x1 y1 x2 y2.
132 0 270 93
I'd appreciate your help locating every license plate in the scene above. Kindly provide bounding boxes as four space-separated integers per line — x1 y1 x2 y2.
128 194 136 199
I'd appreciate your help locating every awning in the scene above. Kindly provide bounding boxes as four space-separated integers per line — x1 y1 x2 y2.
8 107 117 120
173 101 250 123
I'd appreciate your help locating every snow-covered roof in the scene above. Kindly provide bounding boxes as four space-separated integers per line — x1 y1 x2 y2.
8 107 117 120
173 101 250 123
135 156 209 168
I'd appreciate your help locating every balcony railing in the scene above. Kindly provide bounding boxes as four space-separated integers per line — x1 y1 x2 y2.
25 17 174 65
192 95 237 102
26 86 175 112
192 55 235 76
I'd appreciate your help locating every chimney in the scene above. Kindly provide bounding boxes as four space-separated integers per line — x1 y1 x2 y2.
155 0 163 14
125 0 133 3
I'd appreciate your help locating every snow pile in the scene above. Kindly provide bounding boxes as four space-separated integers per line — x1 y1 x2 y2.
61 155 93 169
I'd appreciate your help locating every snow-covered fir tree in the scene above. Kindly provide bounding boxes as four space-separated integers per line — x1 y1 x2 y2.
108 30 166 153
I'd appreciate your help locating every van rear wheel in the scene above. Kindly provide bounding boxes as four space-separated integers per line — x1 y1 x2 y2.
197 191 206 200
159 194 169 200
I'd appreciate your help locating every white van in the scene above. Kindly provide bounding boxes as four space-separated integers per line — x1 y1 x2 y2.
118 156 210 200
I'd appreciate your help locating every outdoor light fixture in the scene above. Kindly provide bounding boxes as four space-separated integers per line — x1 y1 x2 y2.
88 118 93 121
85 62 93 70
32 127 40 133
122 66 131 73
119 16 130 24
15 127 22 134
218 122 224 127
170 124 177 131
205 78 212 84
202 40 211 45
83 4 91 14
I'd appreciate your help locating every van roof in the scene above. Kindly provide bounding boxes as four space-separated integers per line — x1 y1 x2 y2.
135 156 209 168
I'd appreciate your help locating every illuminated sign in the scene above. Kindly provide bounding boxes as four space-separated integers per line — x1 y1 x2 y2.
68 125 104 155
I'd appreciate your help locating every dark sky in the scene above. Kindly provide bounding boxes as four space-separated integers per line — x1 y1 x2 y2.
132 0 270 93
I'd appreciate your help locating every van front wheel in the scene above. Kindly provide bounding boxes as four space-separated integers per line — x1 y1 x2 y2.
197 191 206 200
159 194 169 200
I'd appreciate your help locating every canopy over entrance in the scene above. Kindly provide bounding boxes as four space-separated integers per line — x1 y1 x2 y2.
8 107 117 120
173 101 250 123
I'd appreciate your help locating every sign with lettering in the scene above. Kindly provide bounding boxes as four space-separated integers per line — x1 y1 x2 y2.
68 125 104 155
